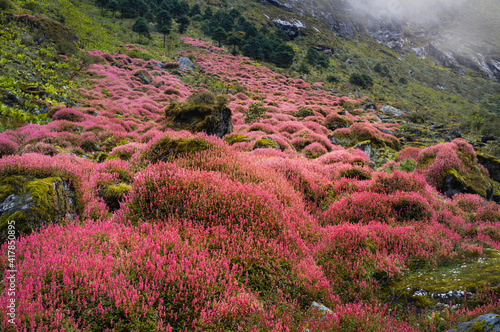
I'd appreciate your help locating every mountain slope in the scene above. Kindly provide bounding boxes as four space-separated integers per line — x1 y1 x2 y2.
0 0 500 331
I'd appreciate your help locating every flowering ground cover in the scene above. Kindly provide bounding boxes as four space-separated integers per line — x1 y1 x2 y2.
1 37 500 331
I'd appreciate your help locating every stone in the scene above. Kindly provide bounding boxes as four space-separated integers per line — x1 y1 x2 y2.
447 128 462 138
178 56 195 71
253 137 280 150
477 153 500 183
447 313 500 332
353 140 373 160
311 302 332 314
441 169 493 201
482 136 497 143
380 105 404 117
0 176 77 242
133 70 153 85
3 92 23 106
164 101 233 138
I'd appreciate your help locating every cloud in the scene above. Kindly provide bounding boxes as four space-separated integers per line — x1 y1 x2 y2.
346 0 467 22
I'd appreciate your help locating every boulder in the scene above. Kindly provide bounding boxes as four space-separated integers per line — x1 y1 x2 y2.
353 140 373 160
253 137 280 150
164 101 233 138
178 56 195 71
133 70 153 85
380 105 404 117
441 169 494 201
0 176 77 242
477 153 500 183
447 313 500 332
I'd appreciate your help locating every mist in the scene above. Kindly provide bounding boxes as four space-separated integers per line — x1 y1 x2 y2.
346 0 468 23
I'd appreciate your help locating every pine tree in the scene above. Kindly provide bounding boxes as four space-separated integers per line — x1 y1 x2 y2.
212 27 228 47
159 25 172 48
132 17 150 43
176 15 190 34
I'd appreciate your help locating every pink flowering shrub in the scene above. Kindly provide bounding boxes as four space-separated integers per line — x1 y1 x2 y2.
322 191 435 225
1 38 500 332
415 139 492 199
316 149 369 165
52 108 86 122
303 142 328 159
109 142 145 161
396 146 421 162
22 142 59 156
0 134 18 157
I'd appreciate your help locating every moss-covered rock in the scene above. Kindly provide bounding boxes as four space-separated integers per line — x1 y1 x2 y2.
477 152 500 183
0 176 77 242
448 313 500 332
133 70 153 85
99 182 132 212
384 248 500 311
163 97 233 138
442 168 494 201
146 136 211 164
253 137 280 150
224 134 250 145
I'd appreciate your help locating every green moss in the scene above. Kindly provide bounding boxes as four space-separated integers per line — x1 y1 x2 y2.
445 168 493 199
224 134 250 145
253 137 280 150
147 136 210 164
384 248 500 310
0 176 76 241
100 183 132 212
163 100 232 137
293 106 314 118
339 167 372 180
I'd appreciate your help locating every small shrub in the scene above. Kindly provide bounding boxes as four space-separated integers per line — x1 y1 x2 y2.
0 0 12 11
52 108 85 122
349 73 374 89
326 75 338 83
244 103 267 123
186 90 216 105
294 106 314 118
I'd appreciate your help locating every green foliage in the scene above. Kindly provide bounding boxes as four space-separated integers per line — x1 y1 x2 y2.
0 0 12 10
185 90 216 105
132 17 150 42
212 27 227 47
297 61 310 74
326 75 339 83
397 158 416 172
294 106 314 118
306 47 329 68
244 102 267 123
176 14 190 34
350 73 374 88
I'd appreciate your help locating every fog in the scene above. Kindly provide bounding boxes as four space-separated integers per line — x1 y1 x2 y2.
346 0 468 23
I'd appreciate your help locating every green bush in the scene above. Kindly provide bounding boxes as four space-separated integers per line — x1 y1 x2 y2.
0 0 12 10
349 73 374 88
244 103 267 123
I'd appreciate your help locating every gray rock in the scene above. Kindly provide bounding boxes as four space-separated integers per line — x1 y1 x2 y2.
133 70 153 85
311 301 332 314
477 153 500 183
447 313 500 332
354 140 373 160
178 56 195 71
380 106 404 117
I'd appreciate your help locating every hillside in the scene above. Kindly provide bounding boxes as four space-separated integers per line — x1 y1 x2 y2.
0 0 500 331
